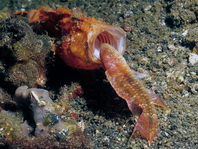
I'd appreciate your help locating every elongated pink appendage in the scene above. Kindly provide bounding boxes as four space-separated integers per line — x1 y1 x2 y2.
100 43 169 145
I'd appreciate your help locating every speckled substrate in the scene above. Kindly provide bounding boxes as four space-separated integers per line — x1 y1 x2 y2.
0 0 197 148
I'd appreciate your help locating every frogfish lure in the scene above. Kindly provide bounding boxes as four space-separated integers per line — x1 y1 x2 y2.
15 6 169 145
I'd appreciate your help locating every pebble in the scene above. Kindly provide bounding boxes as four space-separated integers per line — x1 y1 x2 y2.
189 53 198 65
167 58 175 66
144 5 152 11
168 44 176 51
182 30 188 36
123 24 132 32
103 136 110 142
78 120 85 132
143 144 149 148
157 45 163 52
96 129 100 134
193 42 198 54
124 10 133 18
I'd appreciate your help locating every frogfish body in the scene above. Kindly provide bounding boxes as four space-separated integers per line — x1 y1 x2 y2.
17 6 126 69
15 6 169 145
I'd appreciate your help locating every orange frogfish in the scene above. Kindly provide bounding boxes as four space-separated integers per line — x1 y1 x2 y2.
15 6 169 145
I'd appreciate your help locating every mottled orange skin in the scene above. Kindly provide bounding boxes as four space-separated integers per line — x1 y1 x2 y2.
100 44 169 145
28 6 102 69
15 6 123 69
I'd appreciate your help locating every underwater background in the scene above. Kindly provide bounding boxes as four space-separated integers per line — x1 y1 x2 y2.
0 0 197 148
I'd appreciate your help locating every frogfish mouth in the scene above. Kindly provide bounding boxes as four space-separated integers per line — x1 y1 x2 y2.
15 6 169 145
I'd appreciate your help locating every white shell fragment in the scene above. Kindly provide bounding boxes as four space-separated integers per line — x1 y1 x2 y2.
189 53 198 65
182 30 188 36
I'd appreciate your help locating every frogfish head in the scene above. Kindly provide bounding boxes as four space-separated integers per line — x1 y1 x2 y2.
87 23 126 64
16 6 126 70
60 17 126 70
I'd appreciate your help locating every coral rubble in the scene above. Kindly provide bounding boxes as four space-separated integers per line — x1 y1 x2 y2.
0 12 53 87
0 86 89 148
